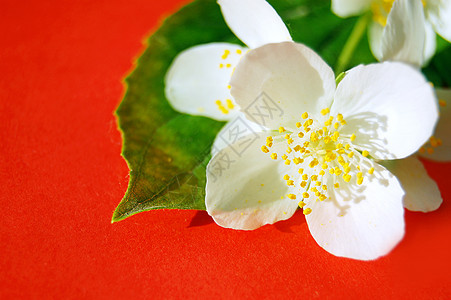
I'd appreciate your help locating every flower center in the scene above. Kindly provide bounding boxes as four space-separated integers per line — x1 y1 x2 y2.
261 108 375 215
371 0 427 27
371 0 395 27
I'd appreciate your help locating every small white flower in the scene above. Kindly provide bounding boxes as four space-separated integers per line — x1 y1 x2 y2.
332 0 451 67
206 42 438 260
164 0 291 121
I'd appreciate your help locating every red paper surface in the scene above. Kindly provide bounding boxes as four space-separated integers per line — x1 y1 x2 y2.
1 0 450 298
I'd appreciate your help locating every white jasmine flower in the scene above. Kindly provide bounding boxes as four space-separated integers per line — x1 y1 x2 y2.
206 42 438 260
332 0 451 67
164 0 291 120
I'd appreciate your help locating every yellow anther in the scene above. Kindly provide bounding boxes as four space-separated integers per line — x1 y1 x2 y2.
298 168 304 174
310 132 317 142
419 147 426 154
362 150 369 157
430 136 438 147
285 134 290 139
309 159 318 168
311 175 318 181
348 152 354 158
439 99 446 107
287 180 294 186
334 168 342 176
311 187 317 192
226 99 234 109
279 127 286 133
298 132 304 138
286 147 292 153
321 163 328 170
334 182 340 188
321 108 330 115
300 181 307 188
319 194 327 201
294 145 302 152
344 166 351 174
293 157 302 164
287 138 294 144
302 192 310 198
227 85 231 89
308 119 314 126
324 136 331 144
357 177 364 185
340 120 347 125
219 106 229 114
337 114 343 121
270 153 277 160
302 174 308 181
282 154 288 160
266 141 273 147
303 208 312 215
215 100 222 105
427 148 434 154
350 133 356 142
287 194 297 200
315 181 321 186
343 174 352 182
266 136 273 142
219 63 224 68
301 112 309 119
299 147 306 153
332 131 340 141
303 141 310 147
296 122 302 128
334 122 340 129
221 49 230 59
236 49 242 54
305 127 311 132
283 174 290 180
357 172 363 178
336 143 343 149
329 169 334 175
368 167 375 175
298 201 306 208
285 159 291 165
319 170 325 176
345 144 350 150
261 145 269 153
322 185 327 191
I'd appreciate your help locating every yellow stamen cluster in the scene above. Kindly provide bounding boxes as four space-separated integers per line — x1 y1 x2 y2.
216 99 235 114
419 136 443 155
260 108 377 216
371 0 395 27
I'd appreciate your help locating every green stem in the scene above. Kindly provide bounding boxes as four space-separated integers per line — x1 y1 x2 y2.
335 12 371 75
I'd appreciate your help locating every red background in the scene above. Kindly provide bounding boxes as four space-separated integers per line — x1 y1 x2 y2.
1 0 450 298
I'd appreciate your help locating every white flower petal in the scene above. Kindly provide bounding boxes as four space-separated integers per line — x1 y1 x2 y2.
332 62 438 160
230 42 335 129
380 156 442 212
218 0 292 48
165 43 246 121
425 0 451 42
212 113 265 156
369 21 384 61
419 88 451 161
380 0 427 67
206 133 298 230
305 162 405 260
423 21 437 65
331 0 372 17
